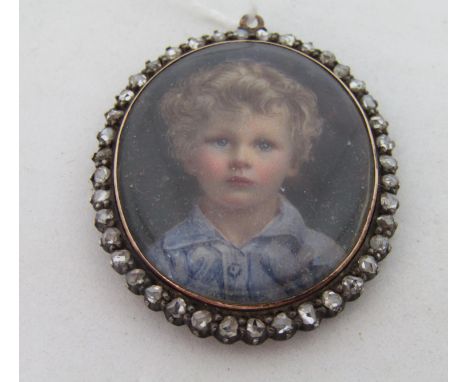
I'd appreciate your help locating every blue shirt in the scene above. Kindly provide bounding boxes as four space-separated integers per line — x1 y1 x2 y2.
147 196 345 305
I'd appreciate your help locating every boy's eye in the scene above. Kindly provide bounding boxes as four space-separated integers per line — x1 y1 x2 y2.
256 139 274 151
209 138 229 147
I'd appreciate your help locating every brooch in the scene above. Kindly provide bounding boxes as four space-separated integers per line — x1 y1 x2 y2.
91 14 399 344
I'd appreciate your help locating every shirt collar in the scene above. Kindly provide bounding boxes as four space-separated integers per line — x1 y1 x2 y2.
162 195 307 250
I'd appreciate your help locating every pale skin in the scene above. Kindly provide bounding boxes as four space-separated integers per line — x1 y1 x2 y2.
182 109 299 247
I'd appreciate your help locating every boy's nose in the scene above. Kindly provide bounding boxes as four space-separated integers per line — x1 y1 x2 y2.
229 146 252 170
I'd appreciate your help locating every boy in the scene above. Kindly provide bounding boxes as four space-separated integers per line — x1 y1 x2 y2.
147 60 344 304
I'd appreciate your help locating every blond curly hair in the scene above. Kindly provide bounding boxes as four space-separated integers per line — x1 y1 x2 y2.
160 60 323 167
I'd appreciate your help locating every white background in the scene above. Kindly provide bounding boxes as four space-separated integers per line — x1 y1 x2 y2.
19 0 447 381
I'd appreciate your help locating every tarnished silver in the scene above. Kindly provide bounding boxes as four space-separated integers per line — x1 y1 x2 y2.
382 174 400 192
376 215 398 237
190 310 213 337
90 189 111 210
333 64 350 79
216 316 239 343
110 249 134 274
97 127 115 146
92 166 111 188
95 208 114 232
376 134 396 153
245 318 267 345
126 268 149 294
278 34 296 47
379 155 398 173
319 50 336 67
165 297 187 325
105 109 124 126
187 37 204 50
381 193 400 214
165 47 182 60
369 115 389 134
272 313 295 340
358 255 379 278
341 275 364 299
298 302 320 330
322 291 343 313
361 94 378 112
128 73 147 89
370 235 391 260
100 227 122 252
349 78 366 93
92 148 113 167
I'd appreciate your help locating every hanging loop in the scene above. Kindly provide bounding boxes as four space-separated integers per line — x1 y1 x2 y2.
239 14 265 33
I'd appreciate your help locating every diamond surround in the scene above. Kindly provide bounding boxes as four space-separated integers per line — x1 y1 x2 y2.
91 21 399 344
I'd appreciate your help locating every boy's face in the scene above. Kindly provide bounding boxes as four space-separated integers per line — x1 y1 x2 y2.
183 110 298 211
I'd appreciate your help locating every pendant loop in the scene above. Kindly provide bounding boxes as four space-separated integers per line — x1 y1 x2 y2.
239 14 265 32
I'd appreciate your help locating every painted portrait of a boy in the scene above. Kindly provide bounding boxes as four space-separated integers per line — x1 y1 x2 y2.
146 61 345 304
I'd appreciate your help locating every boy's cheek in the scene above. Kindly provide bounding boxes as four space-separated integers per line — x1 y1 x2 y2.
255 163 287 185
193 152 227 177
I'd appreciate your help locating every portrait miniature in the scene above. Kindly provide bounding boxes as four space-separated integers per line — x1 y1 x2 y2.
146 61 345 304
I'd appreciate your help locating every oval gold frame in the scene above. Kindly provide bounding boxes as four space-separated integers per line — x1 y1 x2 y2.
113 40 379 311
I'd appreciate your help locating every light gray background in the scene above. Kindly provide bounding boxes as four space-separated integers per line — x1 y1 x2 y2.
20 0 447 381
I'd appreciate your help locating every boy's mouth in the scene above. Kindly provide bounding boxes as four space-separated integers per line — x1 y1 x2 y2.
226 176 254 187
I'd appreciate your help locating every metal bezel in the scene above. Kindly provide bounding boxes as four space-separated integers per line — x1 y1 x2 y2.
91 17 399 344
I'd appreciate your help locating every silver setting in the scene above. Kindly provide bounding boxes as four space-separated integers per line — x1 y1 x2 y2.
278 34 295 47
382 174 400 192
110 249 134 274
92 166 111 188
105 109 124 126
381 193 399 214
369 115 388 134
144 285 164 309
126 268 148 294
95 209 114 232
92 148 113 167
379 155 398 173
144 59 162 74
187 37 205 50
376 215 398 237
128 73 147 89
358 255 379 278
361 94 378 112
341 275 364 299
300 42 314 54
92 16 399 344
255 28 269 41
97 127 115 146
117 89 135 105
216 316 239 343
322 290 343 313
271 312 295 340
369 235 391 260
100 227 122 252
349 78 366 93
165 47 182 60
333 64 350 79
165 297 187 325
319 50 336 67
235 28 249 39
376 134 395 153
190 310 212 337
212 30 226 42
245 318 267 345
91 189 111 210
297 302 320 330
